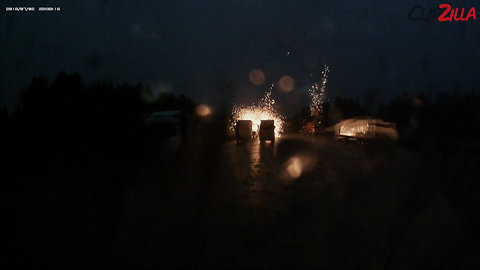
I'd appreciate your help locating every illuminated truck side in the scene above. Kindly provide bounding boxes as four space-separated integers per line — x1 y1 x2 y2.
335 117 398 141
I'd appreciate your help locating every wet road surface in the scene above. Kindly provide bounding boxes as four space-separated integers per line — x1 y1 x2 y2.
117 135 479 269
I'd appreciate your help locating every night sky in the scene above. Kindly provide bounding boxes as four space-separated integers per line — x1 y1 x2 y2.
2 0 480 111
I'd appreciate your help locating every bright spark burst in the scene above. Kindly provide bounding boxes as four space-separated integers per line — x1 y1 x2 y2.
231 84 284 137
309 65 330 125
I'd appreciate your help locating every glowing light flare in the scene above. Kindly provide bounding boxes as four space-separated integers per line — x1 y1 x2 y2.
249 69 266 85
195 104 212 116
280 155 317 182
231 85 284 137
285 157 303 178
278 75 294 92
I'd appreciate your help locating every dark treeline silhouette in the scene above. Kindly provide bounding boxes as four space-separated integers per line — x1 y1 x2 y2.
332 97 367 121
154 92 195 113
2 72 196 268
376 91 480 144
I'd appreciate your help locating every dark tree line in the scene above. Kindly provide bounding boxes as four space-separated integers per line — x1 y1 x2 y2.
376 91 480 143
1 72 196 268
3 72 196 164
333 97 367 120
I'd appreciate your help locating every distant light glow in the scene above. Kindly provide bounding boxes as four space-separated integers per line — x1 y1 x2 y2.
195 104 211 116
278 76 294 92
249 69 266 85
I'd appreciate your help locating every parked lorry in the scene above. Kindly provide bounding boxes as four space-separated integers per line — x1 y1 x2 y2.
335 117 398 141
235 120 253 143
259 120 275 143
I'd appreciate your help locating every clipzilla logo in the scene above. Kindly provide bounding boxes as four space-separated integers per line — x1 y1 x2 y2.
408 4 476 22
438 4 476 21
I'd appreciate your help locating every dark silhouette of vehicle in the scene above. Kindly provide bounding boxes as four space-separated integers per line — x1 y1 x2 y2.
235 120 253 143
259 120 275 143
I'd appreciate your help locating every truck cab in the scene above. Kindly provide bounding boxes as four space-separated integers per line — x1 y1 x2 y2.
235 120 253 143
259 120 275 143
